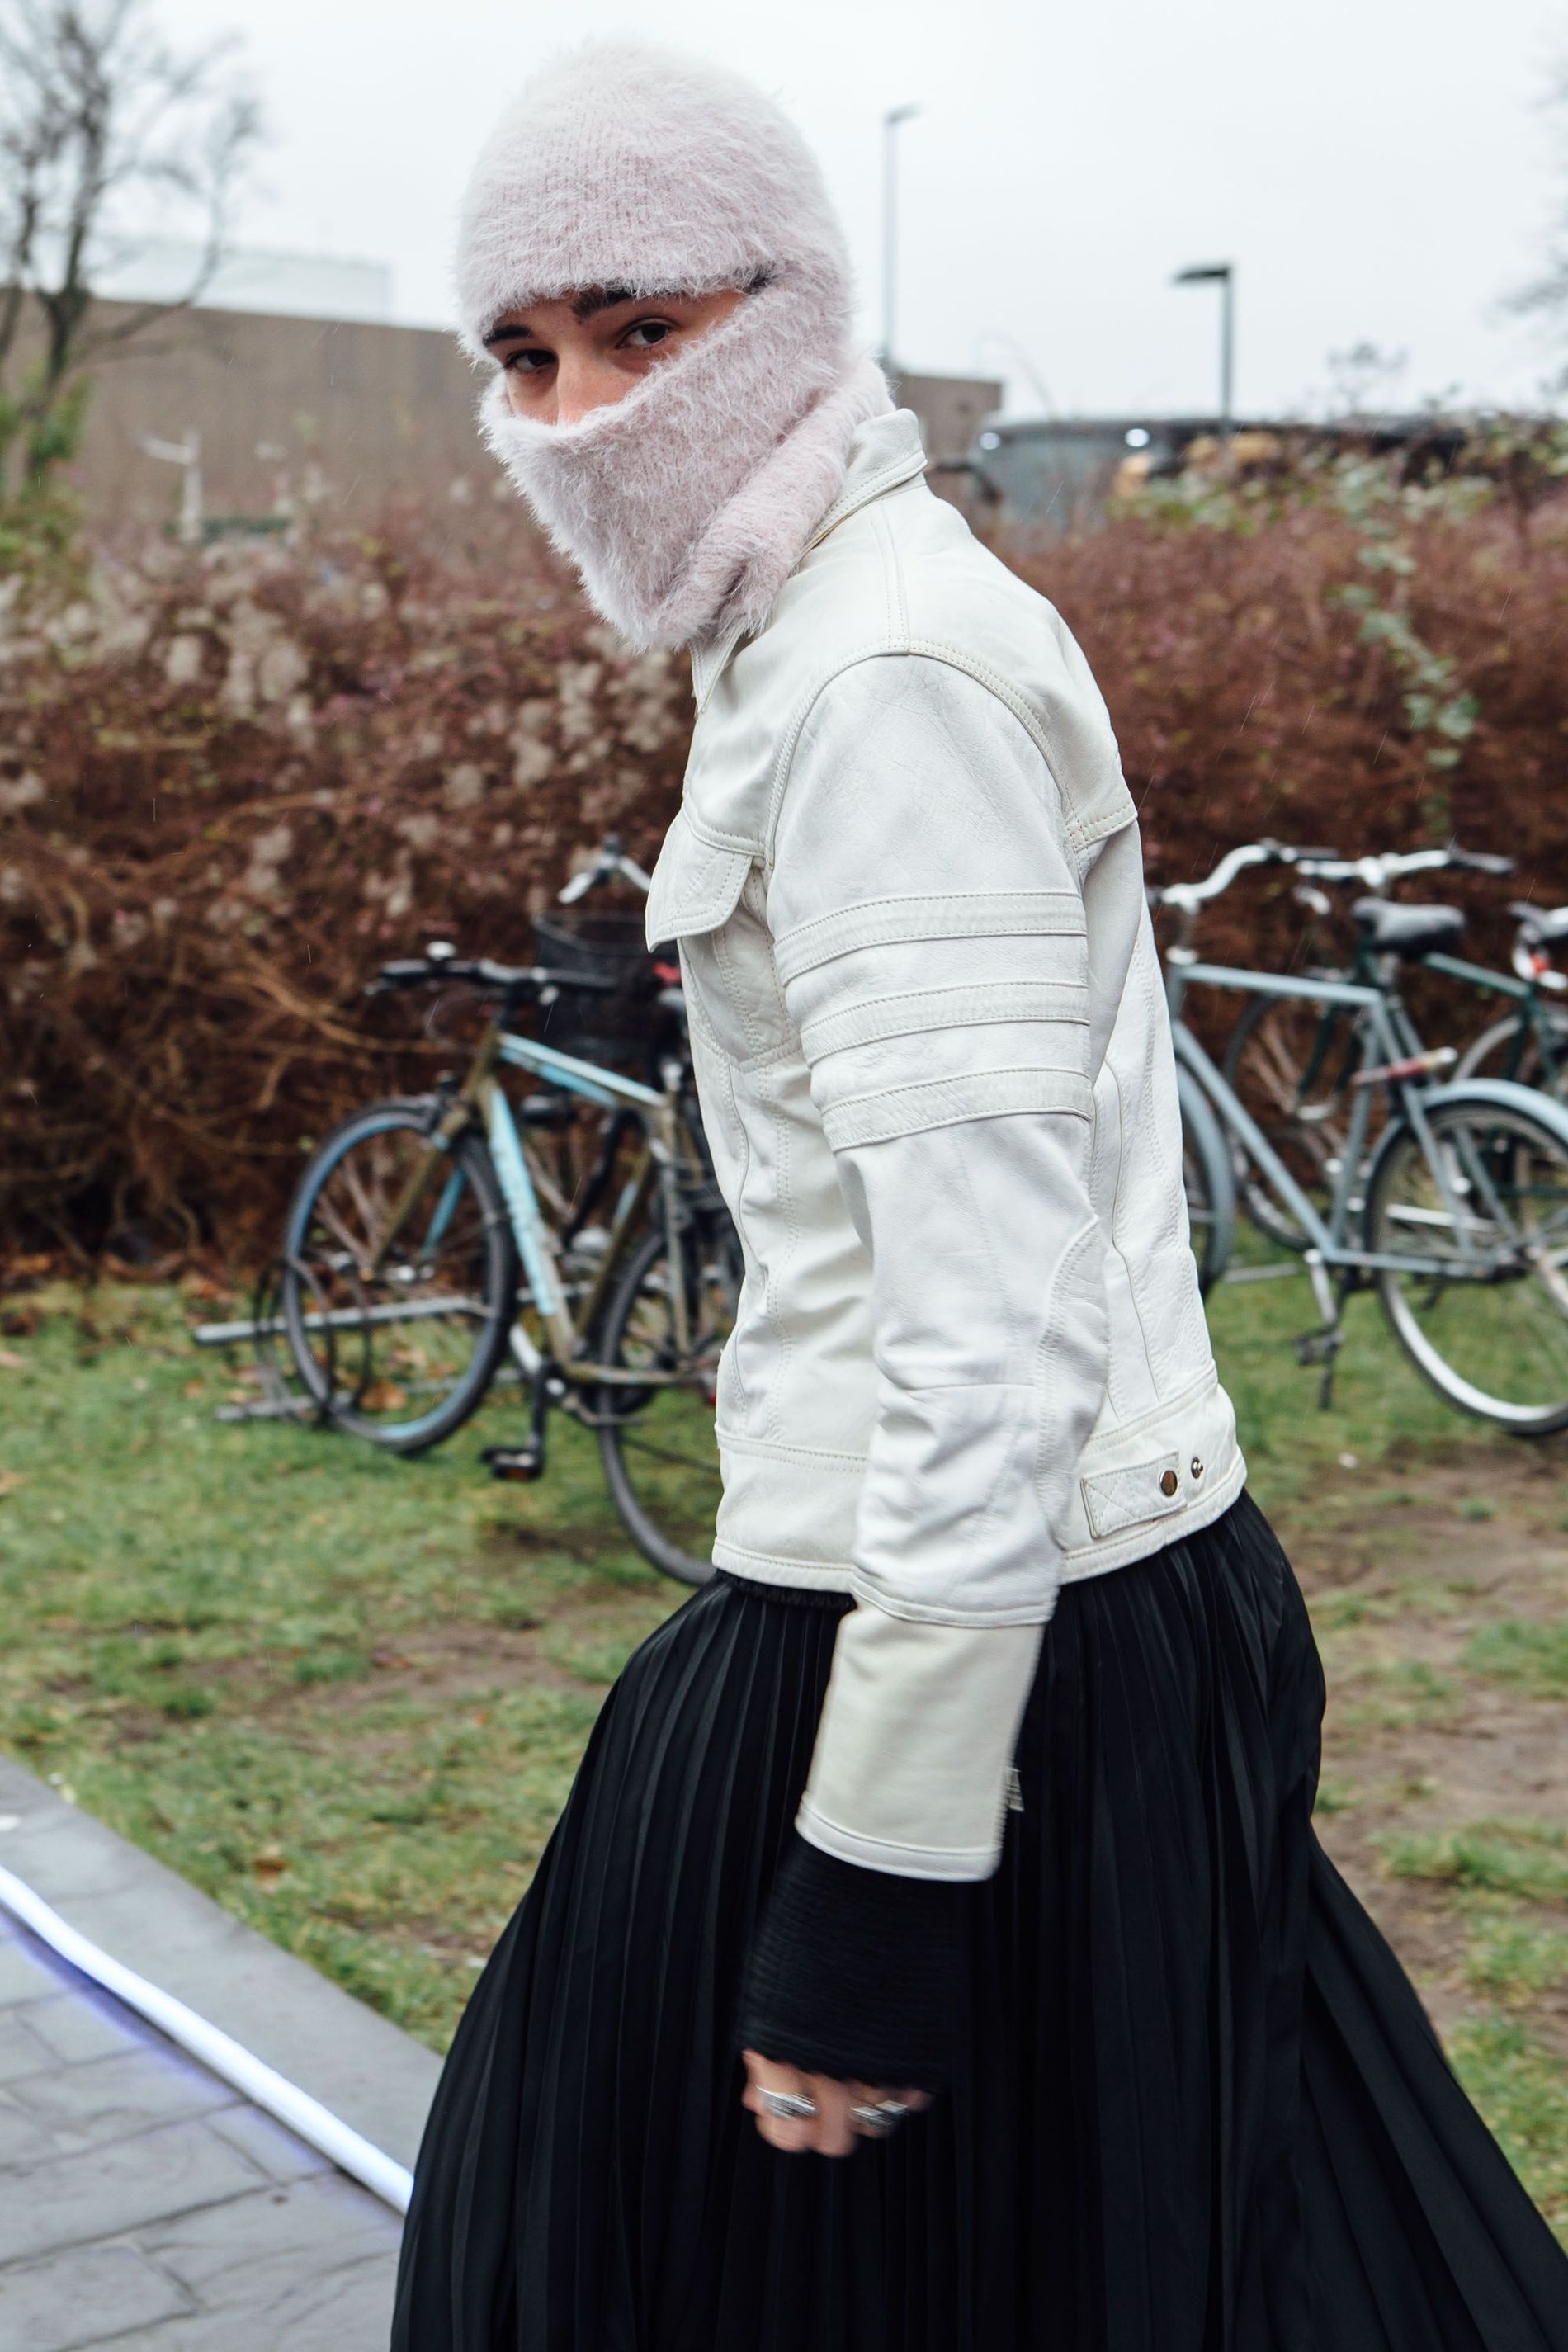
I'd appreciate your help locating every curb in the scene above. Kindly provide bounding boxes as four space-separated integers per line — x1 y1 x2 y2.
0 1754 442 2177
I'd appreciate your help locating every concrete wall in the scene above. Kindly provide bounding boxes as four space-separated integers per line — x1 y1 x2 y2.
31 299 490 528
892 371 1004 466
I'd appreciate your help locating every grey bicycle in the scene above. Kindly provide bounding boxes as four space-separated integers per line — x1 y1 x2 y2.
1155 843 1568 1433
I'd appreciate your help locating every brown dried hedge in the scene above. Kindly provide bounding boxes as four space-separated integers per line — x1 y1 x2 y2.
3 482 1567 1264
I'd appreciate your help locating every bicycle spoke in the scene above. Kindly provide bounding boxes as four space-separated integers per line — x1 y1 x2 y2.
285 1109 513 1450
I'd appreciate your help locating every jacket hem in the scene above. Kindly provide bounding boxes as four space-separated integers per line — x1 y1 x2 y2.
712 1448 1247 1602
711 1538 855 1593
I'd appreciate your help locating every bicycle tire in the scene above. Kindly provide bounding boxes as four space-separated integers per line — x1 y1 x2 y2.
1177 1065 1235 1293
281 1098 518 1454
1363 1080 1568 1435
1453 1006 1568 1101
593 1212 738 1585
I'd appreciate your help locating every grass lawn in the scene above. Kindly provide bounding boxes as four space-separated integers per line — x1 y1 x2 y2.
1 1256 1566 2235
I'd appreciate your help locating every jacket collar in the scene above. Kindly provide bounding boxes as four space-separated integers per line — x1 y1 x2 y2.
806 407 928 545
688 408 929 707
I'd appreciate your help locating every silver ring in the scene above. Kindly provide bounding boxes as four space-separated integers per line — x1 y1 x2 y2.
850 2099 914 2138
758 2088 819 2123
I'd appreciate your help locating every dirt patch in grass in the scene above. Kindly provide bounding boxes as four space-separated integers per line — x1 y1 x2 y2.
1284 1455 1568 2076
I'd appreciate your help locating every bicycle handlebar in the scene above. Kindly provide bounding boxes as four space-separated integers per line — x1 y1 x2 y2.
557 831 653 904
1289 845 1514 887
1148 839 1338 912
1150 837 1515 915
366 952 621 999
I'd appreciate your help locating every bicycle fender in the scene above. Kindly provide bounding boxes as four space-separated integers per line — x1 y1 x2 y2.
1415 1076 1568 1152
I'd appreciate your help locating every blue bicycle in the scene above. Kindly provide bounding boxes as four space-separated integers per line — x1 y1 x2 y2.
277 942 739 1584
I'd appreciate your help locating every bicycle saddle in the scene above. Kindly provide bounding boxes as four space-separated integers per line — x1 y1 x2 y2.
1351 899 1466 959
1509 901 1568 952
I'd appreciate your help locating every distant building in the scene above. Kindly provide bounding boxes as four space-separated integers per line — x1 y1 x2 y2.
966 413 1476 533
891 371 1004 469
30 296 482 530
92 241 395 325
965 415 1216 531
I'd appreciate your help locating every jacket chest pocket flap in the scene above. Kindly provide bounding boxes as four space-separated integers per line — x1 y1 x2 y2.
644 810 755 950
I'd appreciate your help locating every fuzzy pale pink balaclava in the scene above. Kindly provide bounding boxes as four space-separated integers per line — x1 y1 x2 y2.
456 41 893 651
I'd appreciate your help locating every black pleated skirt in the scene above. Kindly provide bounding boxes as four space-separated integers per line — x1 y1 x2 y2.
390 1492 1568 2350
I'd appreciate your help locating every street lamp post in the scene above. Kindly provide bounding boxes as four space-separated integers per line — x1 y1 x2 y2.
1174 262 1235 440
881 103 921 376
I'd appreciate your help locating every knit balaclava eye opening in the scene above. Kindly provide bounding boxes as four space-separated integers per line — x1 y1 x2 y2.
455 41 893 651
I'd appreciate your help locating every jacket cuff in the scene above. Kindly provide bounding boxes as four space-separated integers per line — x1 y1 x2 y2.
737 1832 969 2092
800 1608 1042 1879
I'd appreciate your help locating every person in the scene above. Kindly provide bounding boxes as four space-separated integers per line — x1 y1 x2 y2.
392 40 1568 2351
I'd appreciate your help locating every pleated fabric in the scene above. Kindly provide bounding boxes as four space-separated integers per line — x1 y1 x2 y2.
390 1492 1568 2350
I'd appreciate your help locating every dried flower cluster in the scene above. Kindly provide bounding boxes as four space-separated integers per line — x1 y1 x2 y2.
3 473 1567 1263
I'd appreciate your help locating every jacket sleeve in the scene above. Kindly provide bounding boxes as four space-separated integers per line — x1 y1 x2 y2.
763 652 1120 1886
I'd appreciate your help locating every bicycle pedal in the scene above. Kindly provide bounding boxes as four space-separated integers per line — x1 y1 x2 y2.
1293 1328 1343 1367
482 1444 545 1482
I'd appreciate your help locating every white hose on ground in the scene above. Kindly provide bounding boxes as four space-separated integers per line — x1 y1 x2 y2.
0 1859 413 2213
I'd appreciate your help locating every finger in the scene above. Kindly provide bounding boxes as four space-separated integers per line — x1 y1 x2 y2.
847 2083 931 2139
802 2073 858 2160
742 2052 820 2155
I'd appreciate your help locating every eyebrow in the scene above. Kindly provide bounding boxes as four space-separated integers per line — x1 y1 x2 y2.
483 286 649 351
570 284 639 321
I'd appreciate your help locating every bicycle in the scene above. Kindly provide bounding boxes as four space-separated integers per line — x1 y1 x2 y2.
1154 843 1568 1433
1216 846 1566 1250
278 943 739 1585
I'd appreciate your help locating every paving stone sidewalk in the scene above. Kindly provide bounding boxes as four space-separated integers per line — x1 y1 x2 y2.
0 1759 441 2351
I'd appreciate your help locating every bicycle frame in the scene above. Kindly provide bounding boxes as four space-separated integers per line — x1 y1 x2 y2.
1271 910 1564 1094
1421 951 1566 1084
370 1018 696 1388
1169 963 1497 1282
489 1029 692 1378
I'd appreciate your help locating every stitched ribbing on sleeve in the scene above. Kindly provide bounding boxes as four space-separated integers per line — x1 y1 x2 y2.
772 889 1083 984
821 1067 1093 1150
800 977 1088 1061
738 1832 969 2092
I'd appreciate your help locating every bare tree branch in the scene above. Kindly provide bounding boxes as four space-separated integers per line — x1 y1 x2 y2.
1509 54 1568 347
0 0 262 498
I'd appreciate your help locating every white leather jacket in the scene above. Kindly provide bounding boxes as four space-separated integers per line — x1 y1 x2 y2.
645 409 1245 1885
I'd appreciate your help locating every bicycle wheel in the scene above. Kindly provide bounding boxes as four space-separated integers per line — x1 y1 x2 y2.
1177 1065 1235 1294
1221 988 1366 1250
1454 1006 1568 1103
1363 1086 1568 1433
281 1098 518 1453
593 1209 739 1585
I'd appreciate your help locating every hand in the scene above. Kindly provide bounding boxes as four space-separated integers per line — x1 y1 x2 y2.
742 2047 932 2158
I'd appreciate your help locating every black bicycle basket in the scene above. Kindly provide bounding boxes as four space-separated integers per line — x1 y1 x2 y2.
531 907 662 1071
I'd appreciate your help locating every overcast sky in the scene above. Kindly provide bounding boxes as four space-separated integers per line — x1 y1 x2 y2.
157 0 1568 420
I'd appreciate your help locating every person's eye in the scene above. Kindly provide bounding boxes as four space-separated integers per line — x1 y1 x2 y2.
503 347 554 374
620 319 675 351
